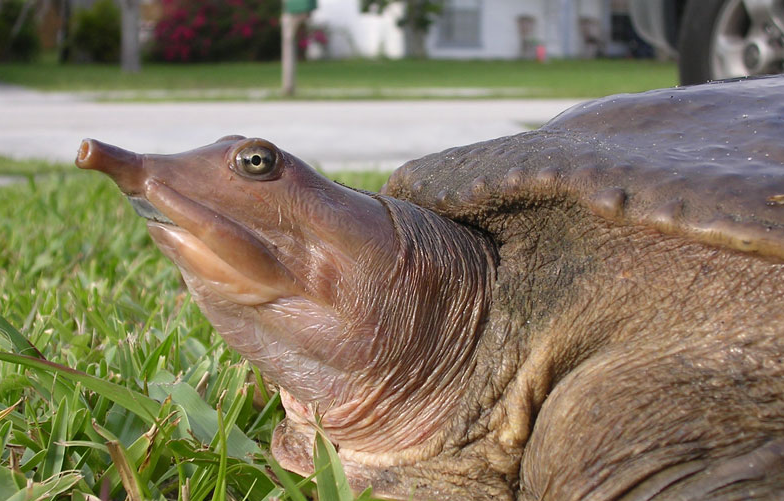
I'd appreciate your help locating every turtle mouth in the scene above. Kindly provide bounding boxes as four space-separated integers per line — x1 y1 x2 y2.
146 221 282 306
128 196 175 225
135 180 303 306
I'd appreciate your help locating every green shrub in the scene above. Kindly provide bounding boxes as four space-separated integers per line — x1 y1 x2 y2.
71 0 121 63
0 0 41 62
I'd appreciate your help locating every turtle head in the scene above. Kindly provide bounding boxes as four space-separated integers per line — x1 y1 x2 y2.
76 134 398 383
76 136 494 466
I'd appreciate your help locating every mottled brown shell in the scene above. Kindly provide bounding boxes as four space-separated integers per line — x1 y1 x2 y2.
383 76 784 261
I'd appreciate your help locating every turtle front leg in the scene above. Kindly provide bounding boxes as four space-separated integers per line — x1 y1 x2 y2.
520 336 784 500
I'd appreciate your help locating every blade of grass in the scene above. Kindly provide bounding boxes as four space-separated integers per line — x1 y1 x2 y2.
0 465 22 494
214 392 228 501
208 362 246 408
0 353 160 423
19 450 47 474
264 454 309 501
139 408 179 475
209 384 248 451
12 428 41 452
186 464 218 501
139 332 175 381
147 381 259 460
354 486 374 501
20 368 78 417
224 463 277 500
4 471 82 501
258 391 281 422
41 397 68 479
251 366 269 404
58 441 109 454
245 391 282 444
71 492 103 501
92 419 154 498
106 441 146 501
260 488 284 501
0 314 44 359
110 254 156 302
0 399 21 423
0 421 11 464
313 422 355 501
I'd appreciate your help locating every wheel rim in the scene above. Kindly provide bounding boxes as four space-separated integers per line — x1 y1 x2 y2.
709 0 784 79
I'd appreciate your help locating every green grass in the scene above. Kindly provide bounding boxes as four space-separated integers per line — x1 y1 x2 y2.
0 157 75 176
0 157 387 500
0 57 678 99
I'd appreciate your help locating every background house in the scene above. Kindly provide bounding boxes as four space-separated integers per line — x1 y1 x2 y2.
310 0 636 60
308 0 408 59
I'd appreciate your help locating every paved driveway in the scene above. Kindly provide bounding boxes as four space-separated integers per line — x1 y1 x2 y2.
0 87 583 171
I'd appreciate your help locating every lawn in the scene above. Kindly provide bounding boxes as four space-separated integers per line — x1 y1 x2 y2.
0 157 387 500
0 57 678 99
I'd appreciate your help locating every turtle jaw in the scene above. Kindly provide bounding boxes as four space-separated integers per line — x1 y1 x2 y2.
128 196 268 303
125 199 248 300
147 222 290 306
141 178 304 306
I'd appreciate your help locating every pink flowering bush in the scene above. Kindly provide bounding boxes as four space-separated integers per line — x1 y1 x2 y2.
298 27 327 51
151 0 281 62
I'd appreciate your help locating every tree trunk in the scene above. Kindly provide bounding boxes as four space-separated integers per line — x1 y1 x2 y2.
57 0 70 62
404 0 428 59
120 0 141 73
9 0 35 41
405 25 427 58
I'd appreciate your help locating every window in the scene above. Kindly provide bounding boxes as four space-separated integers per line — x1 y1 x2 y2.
436 0 482 48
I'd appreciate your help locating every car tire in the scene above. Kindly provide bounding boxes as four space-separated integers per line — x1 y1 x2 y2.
678 0 784 85
677 0 729 85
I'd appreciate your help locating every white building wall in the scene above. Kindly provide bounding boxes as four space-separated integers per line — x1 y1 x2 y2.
310 0 406 58
427 0 606 59
427 0 543 59
311 0 608 60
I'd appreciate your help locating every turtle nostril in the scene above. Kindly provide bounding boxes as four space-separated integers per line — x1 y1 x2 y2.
75 139 93 168
73 138 146 194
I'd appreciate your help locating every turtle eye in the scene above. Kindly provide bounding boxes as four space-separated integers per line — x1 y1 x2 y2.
234 146 277 179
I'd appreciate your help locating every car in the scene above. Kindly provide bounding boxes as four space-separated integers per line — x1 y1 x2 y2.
629 0 784 84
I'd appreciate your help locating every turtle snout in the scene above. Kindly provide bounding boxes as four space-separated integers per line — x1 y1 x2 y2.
76 138 146 195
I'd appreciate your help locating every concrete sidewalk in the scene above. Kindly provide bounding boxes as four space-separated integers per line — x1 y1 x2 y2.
0 87 583 171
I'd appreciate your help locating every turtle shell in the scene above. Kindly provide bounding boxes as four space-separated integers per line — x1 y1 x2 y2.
383 76 784 262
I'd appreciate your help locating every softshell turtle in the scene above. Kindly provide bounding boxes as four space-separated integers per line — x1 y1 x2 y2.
76 76 784 500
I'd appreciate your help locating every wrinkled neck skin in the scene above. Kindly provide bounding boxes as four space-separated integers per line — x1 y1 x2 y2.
316 195 495 453
164 187 495 456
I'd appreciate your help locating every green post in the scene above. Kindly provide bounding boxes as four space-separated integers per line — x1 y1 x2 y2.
284 0 317 14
